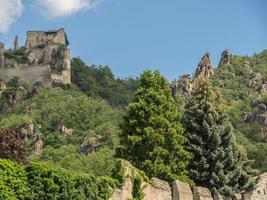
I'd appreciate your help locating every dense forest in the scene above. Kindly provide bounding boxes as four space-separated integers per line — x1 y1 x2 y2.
0 50 267 199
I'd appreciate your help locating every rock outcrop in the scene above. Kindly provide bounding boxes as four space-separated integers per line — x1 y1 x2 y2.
171 74 193 101
33 135 43 154
195 53 214 78
0 81 6 94
58 122 73 136
218 50 231 68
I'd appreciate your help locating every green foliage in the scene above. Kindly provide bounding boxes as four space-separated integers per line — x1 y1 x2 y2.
111 159 126 186
117 70 191 183
0 88 120 176
132 175 144 200
0 159 117 200
0 129 29 164
0 159 30 200
71 57 139 106
183 78 256 195
35 146 116 176
4 48 28 64
0 77 28 114
211 50 267 171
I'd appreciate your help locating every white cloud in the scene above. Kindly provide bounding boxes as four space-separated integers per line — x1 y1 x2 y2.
37 0 101 18
0 0 24 33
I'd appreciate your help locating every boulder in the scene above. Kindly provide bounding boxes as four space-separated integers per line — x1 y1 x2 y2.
172 180 193 200
143 178 172 200
193 186 213 200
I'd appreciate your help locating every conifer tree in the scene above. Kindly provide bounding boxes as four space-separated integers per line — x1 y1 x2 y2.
183 77 256 195
116 70 191 183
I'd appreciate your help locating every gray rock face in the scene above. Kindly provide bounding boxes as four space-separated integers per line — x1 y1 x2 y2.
143 178 172 200
171 74 193 101
172 180 193 200
218 50 231 68
193 186 213 200
195 53 214 78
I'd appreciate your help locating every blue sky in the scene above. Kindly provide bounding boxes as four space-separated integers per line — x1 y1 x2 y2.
0 0 266 80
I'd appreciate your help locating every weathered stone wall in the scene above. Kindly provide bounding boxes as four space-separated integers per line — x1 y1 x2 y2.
109 160 267 200
1 28 71 85
0 65 52 87
26 28 67 49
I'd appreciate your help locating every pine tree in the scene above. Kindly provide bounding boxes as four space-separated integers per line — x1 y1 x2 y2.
183 77 256 195
116 70 191 183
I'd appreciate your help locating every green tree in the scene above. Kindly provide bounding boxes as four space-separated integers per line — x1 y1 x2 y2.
116 70 191 182
183 77 256 195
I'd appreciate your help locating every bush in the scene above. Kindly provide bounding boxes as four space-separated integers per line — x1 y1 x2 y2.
0 159 30 200
0 129 29 164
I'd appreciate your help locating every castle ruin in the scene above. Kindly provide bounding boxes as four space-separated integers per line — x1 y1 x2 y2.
0 28 71 86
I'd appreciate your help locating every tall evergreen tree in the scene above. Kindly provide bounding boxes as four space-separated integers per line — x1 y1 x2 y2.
116 70 191 183
183 77 256 195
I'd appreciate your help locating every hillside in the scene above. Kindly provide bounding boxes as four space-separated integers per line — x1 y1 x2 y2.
172 49 267 172
0 49 267 199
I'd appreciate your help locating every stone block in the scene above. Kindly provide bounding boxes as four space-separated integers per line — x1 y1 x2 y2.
193 186 213 200
172 180 193 200
143 178 172 200
109 178 133 200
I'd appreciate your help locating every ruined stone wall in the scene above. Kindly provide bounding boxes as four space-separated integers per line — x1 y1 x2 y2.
0 65 52 87
25 28 67 48
110 161 266 200
25 31 47 48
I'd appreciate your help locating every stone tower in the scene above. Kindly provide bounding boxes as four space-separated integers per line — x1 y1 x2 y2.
0 42 4 68
14 35 19 51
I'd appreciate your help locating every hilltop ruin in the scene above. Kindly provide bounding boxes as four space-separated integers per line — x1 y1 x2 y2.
0 28 71 86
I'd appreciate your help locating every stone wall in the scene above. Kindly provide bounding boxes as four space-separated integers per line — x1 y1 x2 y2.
0 65 52 87
109 160 267 200
25 28 67 48
0 28 71 86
